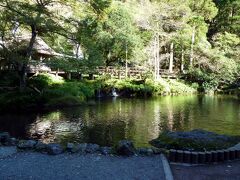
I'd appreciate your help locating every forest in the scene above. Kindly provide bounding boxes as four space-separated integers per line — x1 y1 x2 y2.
0 0 239 110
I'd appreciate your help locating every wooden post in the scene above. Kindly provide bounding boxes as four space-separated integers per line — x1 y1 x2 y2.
79 73 82 80
89 73 94 80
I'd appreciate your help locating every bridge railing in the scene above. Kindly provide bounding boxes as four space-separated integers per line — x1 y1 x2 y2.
27 65 179 79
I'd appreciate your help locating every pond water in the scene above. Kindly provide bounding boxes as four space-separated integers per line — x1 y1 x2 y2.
0 95 240 147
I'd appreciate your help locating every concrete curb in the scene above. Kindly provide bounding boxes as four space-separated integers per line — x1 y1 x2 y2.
169 147 240 164
161 154 174 180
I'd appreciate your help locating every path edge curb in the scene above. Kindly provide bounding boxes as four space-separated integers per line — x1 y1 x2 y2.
161 154 174 180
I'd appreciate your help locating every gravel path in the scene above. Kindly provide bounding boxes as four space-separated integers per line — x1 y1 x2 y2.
0 152 166 180
171 161 240 180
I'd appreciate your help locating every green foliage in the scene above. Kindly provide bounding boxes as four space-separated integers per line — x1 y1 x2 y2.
210 0 240 36
185 46 238 92
45 81 96 99
0 89 41 111
189 0 218 21
0 0 240 96
0 71 19 87
186 68 219 91
0 74 100 111
77 1 145 66
28 73 65 90
104 78 196 96
212 32 240 60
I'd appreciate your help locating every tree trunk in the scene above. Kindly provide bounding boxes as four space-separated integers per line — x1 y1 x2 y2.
18 64 27 92
190 26 195 67
154 35 157 80
125 44 128 78
75 43 81 58
181 48 184 72
156 33 160 80
19 25 37 91
169 42 174 73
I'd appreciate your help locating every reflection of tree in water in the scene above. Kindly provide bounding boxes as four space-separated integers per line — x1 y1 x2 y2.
158 96 198 132
3 96 239 146
27 109 129 146
28 111 84 144
81 120 126 146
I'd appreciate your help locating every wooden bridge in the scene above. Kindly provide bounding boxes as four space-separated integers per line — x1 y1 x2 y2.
27 65 179 80
96 66 179 79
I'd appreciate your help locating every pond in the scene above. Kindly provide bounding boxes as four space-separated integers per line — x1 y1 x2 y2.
0 95 240 147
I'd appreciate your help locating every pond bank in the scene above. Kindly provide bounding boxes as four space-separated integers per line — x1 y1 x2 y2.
0 132 162 156
0 74 197 112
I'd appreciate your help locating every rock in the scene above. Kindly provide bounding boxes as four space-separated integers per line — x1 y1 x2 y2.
35 141 47 152
0 146 17 159
17 140 37 149
137 148 154 156
116 140 136 156
0 132 10 144
67 143 74 152
100 147 112 155
7 138 18 146
86 143 100 153
46 143 63 155
71 143 87 153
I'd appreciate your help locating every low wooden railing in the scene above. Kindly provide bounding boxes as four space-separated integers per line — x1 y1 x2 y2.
27 65 179 79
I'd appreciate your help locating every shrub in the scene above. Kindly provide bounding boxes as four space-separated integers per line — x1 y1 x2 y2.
28 73 64 91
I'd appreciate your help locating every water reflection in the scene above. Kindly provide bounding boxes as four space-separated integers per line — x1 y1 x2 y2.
0 95 240 147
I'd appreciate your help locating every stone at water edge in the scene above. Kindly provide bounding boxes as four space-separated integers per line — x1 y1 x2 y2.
71 143 87 153
46 143 63 155
17 140 37 149
35 141 47 152
0 132 10 144
100 147 112 155
137 148 154 156
86 144 100 153
67 143 74 152
116 140 136 156
8 138 18 146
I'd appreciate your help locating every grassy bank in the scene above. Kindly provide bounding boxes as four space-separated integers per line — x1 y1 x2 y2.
0 74 100 111
103 78 197 97
0 73 197 112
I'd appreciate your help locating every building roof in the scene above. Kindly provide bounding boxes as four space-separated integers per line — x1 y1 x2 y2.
14 35 59 57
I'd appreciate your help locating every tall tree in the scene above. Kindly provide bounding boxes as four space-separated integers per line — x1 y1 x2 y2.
0 0 79 90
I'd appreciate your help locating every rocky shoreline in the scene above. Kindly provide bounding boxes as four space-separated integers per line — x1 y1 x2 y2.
0 132 162 157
